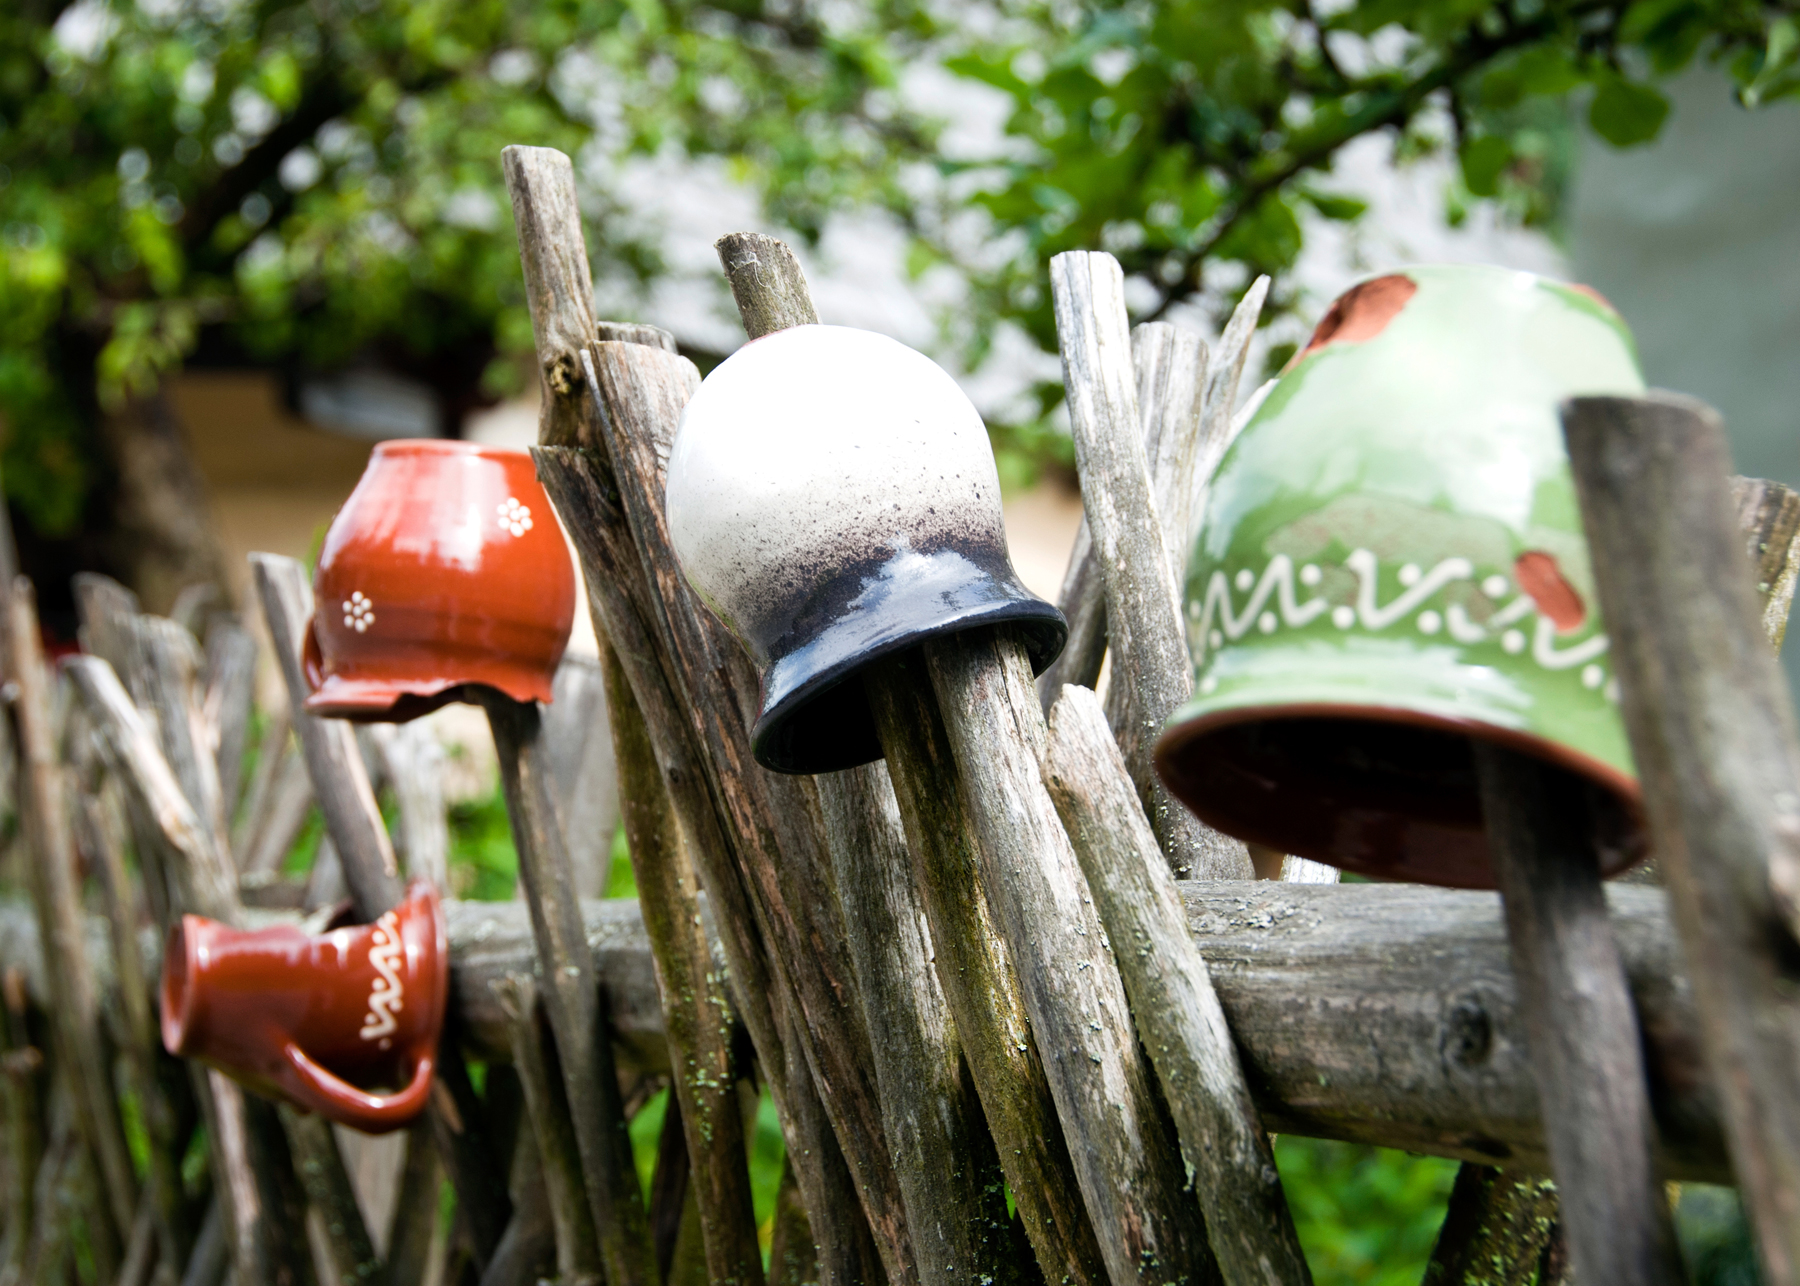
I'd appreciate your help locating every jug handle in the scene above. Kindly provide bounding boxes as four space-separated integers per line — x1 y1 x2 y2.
281 1040 435 1134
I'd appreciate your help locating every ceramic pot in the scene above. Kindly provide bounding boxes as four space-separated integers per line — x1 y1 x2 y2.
1153 265 1648 888
160 882 447 1133
666 324 1066 774
304 440 576 722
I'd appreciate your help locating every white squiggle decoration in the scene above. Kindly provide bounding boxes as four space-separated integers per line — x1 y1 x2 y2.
1188 549 1617 698
1345 550 1474 629
1187 554 1329 651
1532 617 1609 669
359 911 405 1043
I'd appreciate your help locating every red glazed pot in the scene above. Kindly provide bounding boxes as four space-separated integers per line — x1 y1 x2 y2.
304 440 576 722
160 882 447 1133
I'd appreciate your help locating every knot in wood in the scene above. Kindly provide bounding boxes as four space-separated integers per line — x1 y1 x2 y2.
543 350 583 398
1441 994 1494 1069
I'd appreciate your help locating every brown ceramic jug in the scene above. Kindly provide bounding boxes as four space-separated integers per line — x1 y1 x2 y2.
303 439 576 722
160 882 447 1133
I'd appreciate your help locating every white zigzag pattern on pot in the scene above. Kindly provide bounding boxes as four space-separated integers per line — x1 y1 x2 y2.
1186 550 1616 698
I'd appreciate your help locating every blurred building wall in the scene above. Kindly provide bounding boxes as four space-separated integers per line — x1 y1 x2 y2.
1567 67 1800 685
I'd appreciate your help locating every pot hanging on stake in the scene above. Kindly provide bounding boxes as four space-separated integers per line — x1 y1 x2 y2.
303 439 576 721
1155 264 1649 889
300 436 656 1284
667 320 1225 1284
666 323 1068 774
1154 264 1687 1285
161 881 446 1133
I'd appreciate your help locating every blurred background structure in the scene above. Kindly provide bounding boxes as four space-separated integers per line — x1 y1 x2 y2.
3 1 1796 1279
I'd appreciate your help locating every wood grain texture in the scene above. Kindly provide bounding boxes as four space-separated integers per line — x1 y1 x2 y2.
203 618 258 824
1047 252 1250 881
1731 475 1800 652
815 766 1021 1286
600 636 764 1286
578 339 910 1284
502 146 600 449
278 1106 383 1286
367 723 449 891
713 234 818 338
482 692 656 1286
1043 683 1309 1286
1566 393 1800 1285
494 974 602 1286
7 583 136 1255
1190 277 1269 547
1132 320 1209 601
714 225 1001 1286
0 881 1742 1181
543 654 619 899
1420 1167 1559 1286
1474 742 1685 1286
506 161 861 1273
533 446 876 1281
855 655 1108 1283
250 554 404 917
924 628 1217 1286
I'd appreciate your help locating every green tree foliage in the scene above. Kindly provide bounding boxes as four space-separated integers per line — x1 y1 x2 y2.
0 0 934 535
3 0 1794 536
932 0 1798 402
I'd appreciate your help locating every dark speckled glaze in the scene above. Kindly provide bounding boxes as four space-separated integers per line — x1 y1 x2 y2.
666 325 1066 774
160 882 446 1133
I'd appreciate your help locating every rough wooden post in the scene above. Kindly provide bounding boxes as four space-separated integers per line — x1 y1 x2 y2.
600 636 764 1286
504 145 771 1286
924 629 1218 1285
1420 1166 1560 1286
248 553 512 1270
1036 277 1266 711
1731 475 1800 651
479 690 657 1286
1050 251 1250 881
714 229 1015 1286
1473 741 1686 1286
494 975 602 1286
250 555 405 915
508 158 903 1270
863 652 1107 1282
573 338 909 1283
1043 683 1310 1286
5 580 136 1260
1565 391 1800 1284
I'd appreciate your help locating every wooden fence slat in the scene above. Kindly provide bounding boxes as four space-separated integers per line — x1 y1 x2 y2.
1474 742 1685 1285
1050 251 1250 882
864 653 1106 1284
713 227 1014 1286
248 552 512 1271
7 581 136 1258
1044 683 1310 1286
502 144 778 1286
924 629 1219 1285
480 691 657 1286
1420 1165 1559 1286
1566 392 1800 1285
0 879 1745 1182
494 974 602 1286
576 337 911 1283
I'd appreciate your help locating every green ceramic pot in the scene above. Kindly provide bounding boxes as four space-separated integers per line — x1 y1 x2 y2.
1153 264 1648 888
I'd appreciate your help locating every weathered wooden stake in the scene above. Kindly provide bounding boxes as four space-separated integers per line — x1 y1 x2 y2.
1419 1166 1559 1286
1050 251 1250 881
714 228 1019 1286
494 974 602 1286
480 689 658 1286
1044 683 1310 1286
925 628 1218 1285
1473 740 1686 1286
1566 392 1800 1285
6 580 136 1256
